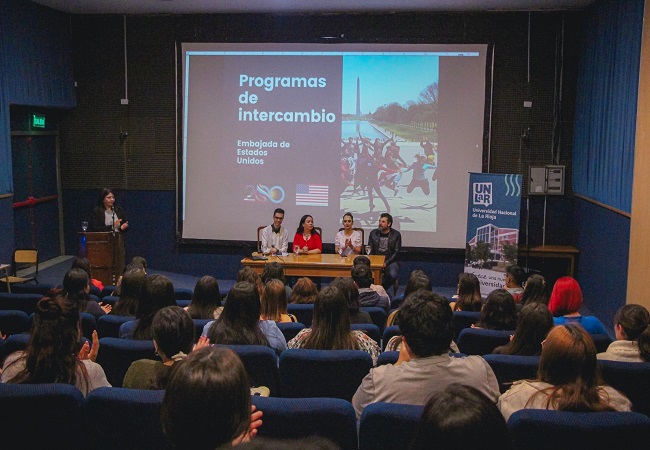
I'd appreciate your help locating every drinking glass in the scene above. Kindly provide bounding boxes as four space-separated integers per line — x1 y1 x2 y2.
81 221 89 232
294 245 301 257
365 245 371 255
338 247 344 258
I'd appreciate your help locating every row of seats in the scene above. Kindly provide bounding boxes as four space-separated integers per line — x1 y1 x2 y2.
1 382 648 450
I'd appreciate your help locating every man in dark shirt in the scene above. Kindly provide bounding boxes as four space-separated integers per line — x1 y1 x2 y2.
368 212 401 292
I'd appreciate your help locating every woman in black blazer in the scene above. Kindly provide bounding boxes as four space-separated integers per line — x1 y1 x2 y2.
90 188 129 232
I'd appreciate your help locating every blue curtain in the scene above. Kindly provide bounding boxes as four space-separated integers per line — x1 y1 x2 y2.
0 0 76 194
572 0 644 213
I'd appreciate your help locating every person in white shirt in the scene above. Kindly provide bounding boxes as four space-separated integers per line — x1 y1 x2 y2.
260 208 289 255
334 212 362 257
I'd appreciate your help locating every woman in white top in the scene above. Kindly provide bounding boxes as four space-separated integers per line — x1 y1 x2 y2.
597 304 650 363
334 213 362 257
498 323 631 422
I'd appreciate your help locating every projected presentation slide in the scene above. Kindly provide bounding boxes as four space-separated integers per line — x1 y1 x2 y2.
181 43 487 248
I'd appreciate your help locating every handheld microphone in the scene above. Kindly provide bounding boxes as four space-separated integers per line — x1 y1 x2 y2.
111 205 116 236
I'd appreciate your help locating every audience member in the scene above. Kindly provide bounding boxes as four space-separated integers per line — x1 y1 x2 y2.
352 255 390 299
236 267 264 297
520 274 549 307
597 304 650 362
260 279 296 323
63 268 111 318
236 436 340 450
70 256 104 292
120 274 176 340
548 276 608 334
287 286 380 366
185 275 222 320
409 383 511 450
504 265 526 302
130 255 147 272
498 324 631 421
123 306 206 389
450 272 482 312
330 276 372 325
261 261 292 298
1 295 110 396
289 277 318 304
352 264 390 314
493 303 554 356
111 268 146 316
203 281 287 354
352 290 500 419
161 346 263 449
386 269 432 326
473 289 517 331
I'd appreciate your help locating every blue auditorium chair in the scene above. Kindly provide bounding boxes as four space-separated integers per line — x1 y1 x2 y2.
192 318 211 341
358 402 424 450
95 337 157 387
507 409 650 450
276 321 305 342
96 314 133 338
85 387 170 449
377 351 400 366
9 283 54 296
174 287 193 300
352 323 381 346
599 359 650 416
0 309 30 336
99 295 120 307
382 325 400 351
100 285 116 299
360 306 388 332
452 310 481 340
482 354 540 393
287 303 314 327
279 349 372 401
0 292 43 315
0 383 85 449
457 328 513 355
251 396 357 449
219 344 279 395
591 333 613 353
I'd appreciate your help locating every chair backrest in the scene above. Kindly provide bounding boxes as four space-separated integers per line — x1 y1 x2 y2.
591 333 613 353
507 409 650 450
176 299 190 308
80 312 97 339
8 283 54 296
174 288 193 300
118 319 139 338
382 325 401 351
12 249 38 277
100 285 117 299
219 344 279 395
377 351 400 366
95 337 157 387
0 309 30 337
251 396 358 450
0 383 85 449
482 354 540 393
257 225 266 252
599 359 650 416
352 323 381 345
0 292 43 315
278 349 372 401
457 328 513 355
96 314 134 338
100 295 120 306
358 402 424 450
192 318 212 342
337 227 365 247
360 306 388 332
276 321 306 343
452 310 482 340
89 284 101 297
85 387 170 450
287 303 314 328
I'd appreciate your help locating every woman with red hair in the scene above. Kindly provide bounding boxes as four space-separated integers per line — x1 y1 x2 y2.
548 276 607 334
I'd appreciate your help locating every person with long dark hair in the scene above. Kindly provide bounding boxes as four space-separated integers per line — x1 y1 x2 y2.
292 215 322 255
288 277 318 304
498 324 631 421
1 295 110 396
63 268 111 318
520 274 549 306
287 286 380 365
451 272 482 312
330 276 372 325
120 274 176 340
89 188 129 233
493 303 554 356
185 275 222 320
473 289 517 331
203 281 286 354
111 268 146 317
161 346 263 448
597 304 650 362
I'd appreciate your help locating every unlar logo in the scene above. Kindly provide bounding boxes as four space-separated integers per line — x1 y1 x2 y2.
473 182 492 207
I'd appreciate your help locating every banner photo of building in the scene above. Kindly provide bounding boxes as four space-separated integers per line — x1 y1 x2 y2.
464 172 522 296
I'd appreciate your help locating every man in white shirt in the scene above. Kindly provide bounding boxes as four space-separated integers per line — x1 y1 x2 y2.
352 290 500 419
260 208 289 255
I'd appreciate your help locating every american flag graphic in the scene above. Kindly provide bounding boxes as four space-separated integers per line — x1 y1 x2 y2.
296 184 329 207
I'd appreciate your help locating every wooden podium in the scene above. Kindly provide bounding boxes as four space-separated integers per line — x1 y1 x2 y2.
79 232 125 286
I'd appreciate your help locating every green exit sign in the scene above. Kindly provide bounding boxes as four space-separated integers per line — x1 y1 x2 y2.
32 114 45 128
